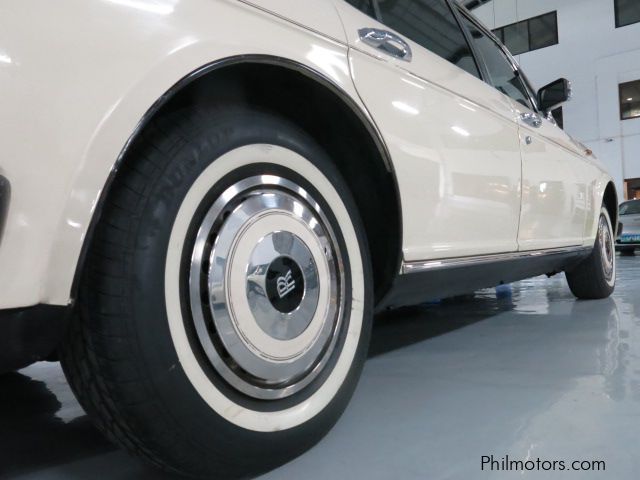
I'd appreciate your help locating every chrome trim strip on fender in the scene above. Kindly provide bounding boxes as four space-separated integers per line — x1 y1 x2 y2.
236 0 347 47
401 246 592 274
69 54 403 302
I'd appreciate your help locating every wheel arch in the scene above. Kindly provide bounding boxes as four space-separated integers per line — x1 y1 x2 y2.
70 56 403 305
603 181 619 236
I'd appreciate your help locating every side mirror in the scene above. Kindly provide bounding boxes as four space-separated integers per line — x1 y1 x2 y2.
537 78 572 113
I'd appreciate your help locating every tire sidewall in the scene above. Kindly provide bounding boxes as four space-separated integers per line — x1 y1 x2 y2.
598 207 616 289
126 110 372 472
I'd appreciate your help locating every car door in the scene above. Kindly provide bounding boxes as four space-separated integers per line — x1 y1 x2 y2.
334 0 523 262
516 107 590 250
514 98 590 250
455 13 589 251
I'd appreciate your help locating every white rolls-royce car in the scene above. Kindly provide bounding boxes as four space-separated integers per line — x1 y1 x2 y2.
0 0 619 477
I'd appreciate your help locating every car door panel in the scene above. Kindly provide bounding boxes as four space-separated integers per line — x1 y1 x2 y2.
529 110 599 234
335 0 522 261
514 105 591 250
456 11 591 251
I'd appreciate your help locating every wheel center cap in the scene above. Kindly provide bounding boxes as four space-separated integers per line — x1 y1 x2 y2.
245 231 320 342
266 256 305 313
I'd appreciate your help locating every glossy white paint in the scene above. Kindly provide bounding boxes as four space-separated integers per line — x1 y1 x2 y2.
474 0 640 198
510 100 614 249
336 0 612 256
0 0 615 310
0 0 357 309
515 104 590 249
238 0 346 41
336 1 523 260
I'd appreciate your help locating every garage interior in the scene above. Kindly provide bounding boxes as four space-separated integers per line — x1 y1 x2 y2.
2 258 638 479
2 0 640 479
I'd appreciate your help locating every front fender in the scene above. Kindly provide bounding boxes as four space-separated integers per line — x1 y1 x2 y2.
0 0 354 308
585 170 618 246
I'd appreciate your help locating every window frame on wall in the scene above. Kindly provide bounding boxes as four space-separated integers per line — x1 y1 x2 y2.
619 79 640 121
492 11 558 56
624 178 640 200
614 0 640 28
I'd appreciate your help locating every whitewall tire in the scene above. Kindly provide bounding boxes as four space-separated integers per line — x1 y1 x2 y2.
61 107 373 478
566 206 616 299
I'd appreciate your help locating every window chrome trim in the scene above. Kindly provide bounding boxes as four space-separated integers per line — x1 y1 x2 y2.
455 6 539 112
401 246 592 274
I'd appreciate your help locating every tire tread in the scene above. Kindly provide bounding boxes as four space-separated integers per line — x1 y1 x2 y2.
565 207 615 300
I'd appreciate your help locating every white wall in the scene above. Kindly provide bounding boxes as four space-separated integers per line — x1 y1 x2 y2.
474 0 640 198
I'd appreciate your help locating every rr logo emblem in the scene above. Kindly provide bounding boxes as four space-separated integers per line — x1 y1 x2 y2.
276 270 296 298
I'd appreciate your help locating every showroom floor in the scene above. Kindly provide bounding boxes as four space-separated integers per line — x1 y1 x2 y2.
2 256 639 480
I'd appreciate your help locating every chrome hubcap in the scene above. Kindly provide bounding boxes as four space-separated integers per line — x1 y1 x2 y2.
599 214 614 282
188 176 344 400
247 232 319 339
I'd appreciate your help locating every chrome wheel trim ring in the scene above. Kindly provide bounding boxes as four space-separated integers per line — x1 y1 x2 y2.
165 144 365 432
188 176 345 400
599 213 615 283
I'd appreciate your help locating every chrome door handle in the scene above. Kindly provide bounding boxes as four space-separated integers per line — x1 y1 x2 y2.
520 112 542 128
358 28 412 62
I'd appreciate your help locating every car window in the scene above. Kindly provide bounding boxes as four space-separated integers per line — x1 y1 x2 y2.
346 0 481 79
620 201 640 215
344 0 376 17
459 15 534 109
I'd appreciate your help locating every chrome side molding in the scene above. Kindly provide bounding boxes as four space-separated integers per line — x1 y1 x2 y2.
401 246 592 275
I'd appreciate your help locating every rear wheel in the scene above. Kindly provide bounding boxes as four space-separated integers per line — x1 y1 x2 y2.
619 247 635 256
60 107 373 478
565 207 616 299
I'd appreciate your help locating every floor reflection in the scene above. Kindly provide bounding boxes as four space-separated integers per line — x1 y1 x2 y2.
370 289 517 358
0 365 115 479
1 256 639 479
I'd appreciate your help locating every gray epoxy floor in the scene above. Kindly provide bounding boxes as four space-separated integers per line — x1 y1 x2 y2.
2 256 639 480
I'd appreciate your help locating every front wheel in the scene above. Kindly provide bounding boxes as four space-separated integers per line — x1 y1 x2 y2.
565 206 616 299
61 107 373 478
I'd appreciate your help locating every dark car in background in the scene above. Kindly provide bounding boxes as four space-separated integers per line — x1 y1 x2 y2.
617 200 640 254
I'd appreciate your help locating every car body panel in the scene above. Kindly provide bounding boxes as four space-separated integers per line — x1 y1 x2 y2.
0 0 617 311
335 0 522 261
0 0 357 309
589 173 618 243
515 104 592 250
238 0 346 41
455 3 613 249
